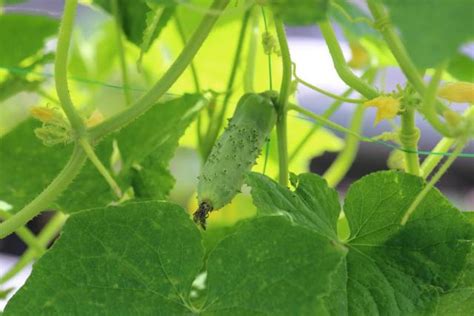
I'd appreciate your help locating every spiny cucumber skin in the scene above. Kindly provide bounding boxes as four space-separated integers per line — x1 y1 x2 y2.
197 92 277 211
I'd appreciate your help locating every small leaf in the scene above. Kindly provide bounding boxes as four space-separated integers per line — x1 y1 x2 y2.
447 53 474 83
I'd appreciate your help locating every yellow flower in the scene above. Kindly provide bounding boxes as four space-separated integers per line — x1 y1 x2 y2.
438 82 474 103
348 42 370 69
86 110 104 127
30 106 57 123
364 96 400 125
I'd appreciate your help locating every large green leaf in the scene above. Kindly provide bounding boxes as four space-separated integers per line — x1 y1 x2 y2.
268 0 329 25
3 201 204 315
382 0 474 68
0 95 203 213
0 14 58 67
247 171 473 314
4 201 346 314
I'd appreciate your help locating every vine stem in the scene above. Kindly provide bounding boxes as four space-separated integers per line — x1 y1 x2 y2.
399 106 420 176
55 0 85 135
111 0 132 106
203 9 251 159
324 103 365 187
421 106 474 178
274 18 291 186
175 14 201 92
318 20 378 99
0 210 45 255
401 139 466 225
89 0 231 140
367 0 454 137
292 63 366 104
244 6 259 93
288 103 374 142
0 146 86 239
0 212 67 284
78 138 122 198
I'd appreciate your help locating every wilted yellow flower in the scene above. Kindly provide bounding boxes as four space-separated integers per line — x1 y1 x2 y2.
86 110 104 127
364 96 400 125
348 42 370 69
438 82 474 103
30 106 57 123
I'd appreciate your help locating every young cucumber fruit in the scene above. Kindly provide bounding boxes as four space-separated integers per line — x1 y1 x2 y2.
194 91 278 229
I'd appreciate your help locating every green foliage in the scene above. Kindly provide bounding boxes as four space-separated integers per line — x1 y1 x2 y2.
447 53 474 83
382 0 474 68
3 200 347 315
0 95 202 213
268 0 329 25
0 14 58 67
93 0 149 46
247 171 473 314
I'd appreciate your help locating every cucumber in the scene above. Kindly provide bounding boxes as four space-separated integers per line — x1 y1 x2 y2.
194 91 278 229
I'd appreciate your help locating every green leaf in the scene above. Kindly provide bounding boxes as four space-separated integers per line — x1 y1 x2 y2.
330 0 378 39
382 0 474 68
139 5 175 56
247 170 473 314
268 0 329 25
447 53 474 83
0 95 203 213
60 94 205 212
246 172 340 240
0 76 41 103
4 201 346 314
3 201 204 315
0 14 58 67
203 216 347 314
0 119 70 212
93 0 150 46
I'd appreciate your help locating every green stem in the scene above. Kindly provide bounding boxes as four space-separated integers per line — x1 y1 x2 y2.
401 139 466 225
319 21 378 99
367 0 425 94
55 0 85 135
323 103 365 187
89 0 230 140
421 106 474 178
205 9 251 156
244 6 259 93
288 103 374 142
275 18 292 186
400 106 420 176
0 146 86 239
0 212 67 284
111 0 132 106
367 0 452 129
78 138 122 198
421 61 453 136
0 210 44 255
293 63 366 103
289 89 352 163
175 14 201 92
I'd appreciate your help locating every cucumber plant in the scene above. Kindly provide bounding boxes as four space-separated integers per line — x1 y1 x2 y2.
0 0 473 315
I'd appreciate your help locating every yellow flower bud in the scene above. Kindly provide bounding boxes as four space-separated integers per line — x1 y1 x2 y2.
86 110 104 127
348 42 370 69
364 96 400 125
437 82 474 103
30 106 57 124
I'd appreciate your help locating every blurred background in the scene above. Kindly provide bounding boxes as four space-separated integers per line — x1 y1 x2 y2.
1 0 473 309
